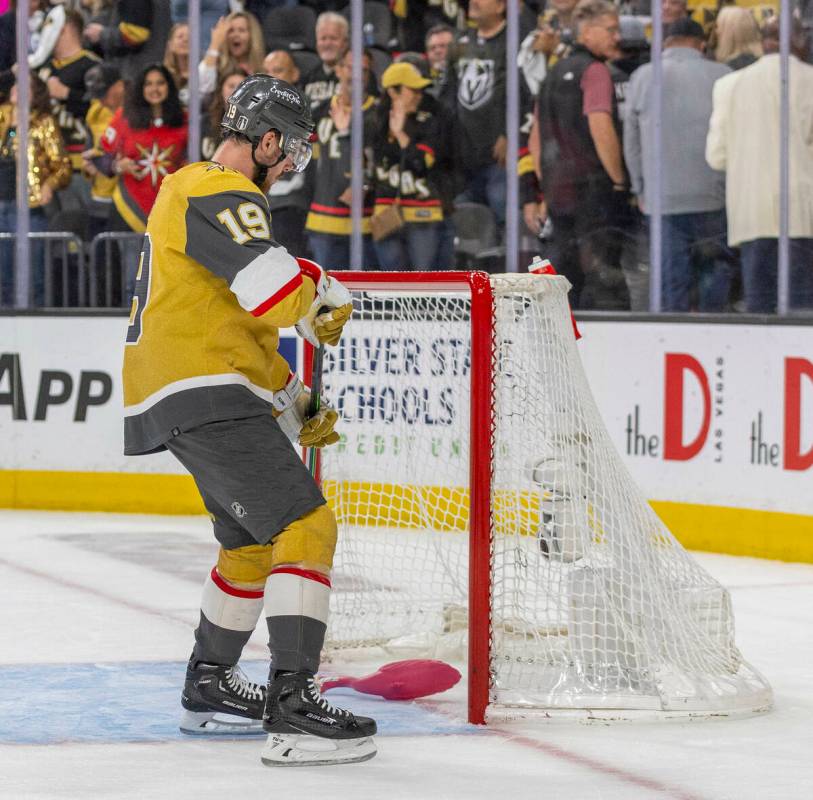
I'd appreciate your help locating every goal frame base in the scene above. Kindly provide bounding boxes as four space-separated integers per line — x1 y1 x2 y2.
486 700 774 725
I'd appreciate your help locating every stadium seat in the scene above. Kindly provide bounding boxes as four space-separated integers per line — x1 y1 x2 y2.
369 46 392 83
263 5 317 52
339 2 394 49
291 49 321 78
452 202 505 272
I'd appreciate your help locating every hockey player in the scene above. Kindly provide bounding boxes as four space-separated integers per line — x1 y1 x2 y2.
122 74 377 766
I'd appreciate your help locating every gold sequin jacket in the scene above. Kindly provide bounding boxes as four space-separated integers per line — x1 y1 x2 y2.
0 105 72 207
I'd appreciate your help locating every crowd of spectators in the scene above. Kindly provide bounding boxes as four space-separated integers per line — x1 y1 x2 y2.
0 0 810 314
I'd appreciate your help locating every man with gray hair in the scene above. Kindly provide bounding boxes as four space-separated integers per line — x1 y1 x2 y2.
303 11 349 109
624 17 732 311
537 0 630 309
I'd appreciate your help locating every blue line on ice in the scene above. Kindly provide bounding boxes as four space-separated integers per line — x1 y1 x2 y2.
1 661 478 744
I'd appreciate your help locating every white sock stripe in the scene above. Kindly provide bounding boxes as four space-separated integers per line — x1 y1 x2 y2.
264 571 331 624
200 572 265 632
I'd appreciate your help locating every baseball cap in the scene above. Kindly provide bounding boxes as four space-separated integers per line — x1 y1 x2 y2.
381 62 432 90
665 17 706 40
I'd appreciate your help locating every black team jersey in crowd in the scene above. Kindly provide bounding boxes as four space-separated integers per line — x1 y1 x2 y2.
372 98 444 223
455 23 537 202
303 64 338 111
391 0 463 52
37 50 100 170
303 63 379 112
95 0 169 80
304 95 378 237
99 0 152 55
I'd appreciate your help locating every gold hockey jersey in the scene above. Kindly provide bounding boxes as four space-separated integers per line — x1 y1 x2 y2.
122 161 318 455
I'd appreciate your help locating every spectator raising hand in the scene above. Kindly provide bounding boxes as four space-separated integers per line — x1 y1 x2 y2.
198 12 265 97
329 99 350 134
388 91 409 141
207 16 229 57
371 63 446 271
304 48 378 270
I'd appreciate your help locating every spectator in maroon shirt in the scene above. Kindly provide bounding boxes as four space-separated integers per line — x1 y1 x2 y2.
537 0 631 309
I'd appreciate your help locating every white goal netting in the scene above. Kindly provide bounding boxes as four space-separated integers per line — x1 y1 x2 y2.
320 273 772 719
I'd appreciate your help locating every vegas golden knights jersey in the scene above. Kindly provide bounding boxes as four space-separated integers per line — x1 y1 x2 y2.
122 162 318 455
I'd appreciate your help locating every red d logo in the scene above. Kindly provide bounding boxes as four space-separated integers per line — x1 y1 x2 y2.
663 353 711 461
784 357 813 471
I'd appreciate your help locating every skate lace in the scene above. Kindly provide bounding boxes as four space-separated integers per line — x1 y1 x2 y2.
225 666 265 701
306 677 350 718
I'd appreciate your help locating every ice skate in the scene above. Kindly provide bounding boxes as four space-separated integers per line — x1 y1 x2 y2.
180 659 266 736
260 670 377 766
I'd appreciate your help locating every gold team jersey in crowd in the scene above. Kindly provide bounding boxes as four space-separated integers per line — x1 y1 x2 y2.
122 161 318 455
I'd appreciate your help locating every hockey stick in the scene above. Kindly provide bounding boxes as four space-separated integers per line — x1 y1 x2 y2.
320 659 461 701
306 342 325 476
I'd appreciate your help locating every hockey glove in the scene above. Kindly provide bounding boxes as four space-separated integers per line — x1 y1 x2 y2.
295 257 353 347
273 373 341 449
299 407 340 448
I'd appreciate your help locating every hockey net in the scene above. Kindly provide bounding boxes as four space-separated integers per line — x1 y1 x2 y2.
316 271 772 723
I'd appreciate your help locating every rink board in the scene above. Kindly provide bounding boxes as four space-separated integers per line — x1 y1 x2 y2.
0 314 812 561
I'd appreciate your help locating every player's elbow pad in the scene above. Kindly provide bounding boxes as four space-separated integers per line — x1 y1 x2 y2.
230 247 302 318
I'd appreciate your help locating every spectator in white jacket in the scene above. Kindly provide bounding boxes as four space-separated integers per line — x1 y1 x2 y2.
706 20 813 313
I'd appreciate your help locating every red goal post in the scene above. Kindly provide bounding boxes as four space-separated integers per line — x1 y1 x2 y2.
304 271 495 723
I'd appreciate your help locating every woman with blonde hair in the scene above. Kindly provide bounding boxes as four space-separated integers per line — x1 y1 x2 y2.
164 22 190 105
714 6 762 70
198 12 265 97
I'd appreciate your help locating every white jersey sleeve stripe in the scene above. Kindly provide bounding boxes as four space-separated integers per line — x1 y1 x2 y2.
229 247 301 314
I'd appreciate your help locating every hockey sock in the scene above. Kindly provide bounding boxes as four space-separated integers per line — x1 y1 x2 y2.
193 567 265 665
264 566 330 674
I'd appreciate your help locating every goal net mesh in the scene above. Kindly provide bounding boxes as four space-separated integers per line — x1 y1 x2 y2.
320 273 771 716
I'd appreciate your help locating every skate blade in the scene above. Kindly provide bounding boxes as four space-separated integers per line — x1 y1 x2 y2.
180 710 265 737
260 733 377 766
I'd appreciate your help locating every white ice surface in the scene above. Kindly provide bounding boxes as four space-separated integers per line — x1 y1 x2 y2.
0 510 811 800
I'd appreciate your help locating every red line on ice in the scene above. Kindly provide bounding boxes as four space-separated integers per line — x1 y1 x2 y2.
491 730 707 800
0 556 267 656
416 698 706 800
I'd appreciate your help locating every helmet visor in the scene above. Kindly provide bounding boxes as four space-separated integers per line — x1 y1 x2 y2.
280 133 313 173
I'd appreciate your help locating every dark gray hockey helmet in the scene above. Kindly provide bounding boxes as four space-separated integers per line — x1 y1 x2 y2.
222 74 315 172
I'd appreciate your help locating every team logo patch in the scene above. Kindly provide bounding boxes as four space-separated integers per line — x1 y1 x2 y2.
458 58 495 111
231 501 247 518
